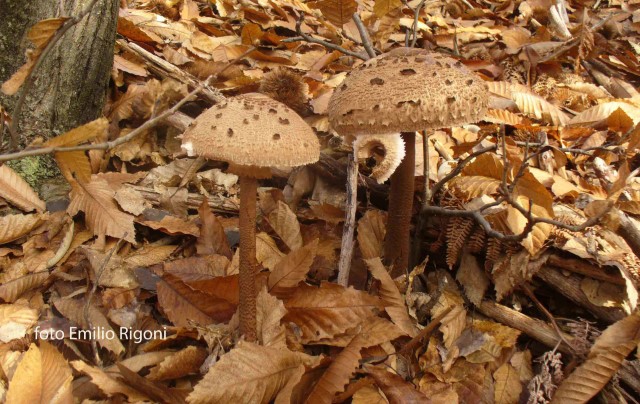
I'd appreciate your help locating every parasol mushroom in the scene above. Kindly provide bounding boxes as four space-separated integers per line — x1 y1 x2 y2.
328 47 488 277
181 93 320 341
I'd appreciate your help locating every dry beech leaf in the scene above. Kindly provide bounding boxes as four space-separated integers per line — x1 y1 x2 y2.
0 214 45 244
187 341 320 404
5 342 73 404
306 317 403 404
71 360 149 402
483 108 528 126
116 363 187 404
552 311 640 403
373 0 402 18
493 363 522 404
54 298 125 355
365 257 417 337
456 251 490 306
364 364 429 403
256 287 287 347
268 201 303 251
283 282 384 344
0 304 38 343
0 165 46 212
0 270 50 303
315 0 357 25
157 272 237 327
147 346 208 381
54 150 93 184
268 239 318 299
568 101 640 127
352 385 388 404
357 210 386 260
139 214 200 236
196 199 232 259
44 117 107 148
67 177 136 246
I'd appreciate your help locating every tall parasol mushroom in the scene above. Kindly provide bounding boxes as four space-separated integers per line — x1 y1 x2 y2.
181 93 320 341
329 47 489 277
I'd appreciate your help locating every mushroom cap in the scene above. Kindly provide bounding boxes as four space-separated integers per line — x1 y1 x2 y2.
328 48 489 136
181 93 319 168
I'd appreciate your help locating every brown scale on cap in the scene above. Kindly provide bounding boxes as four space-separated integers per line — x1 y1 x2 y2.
182 93 319 177
328 47 489 136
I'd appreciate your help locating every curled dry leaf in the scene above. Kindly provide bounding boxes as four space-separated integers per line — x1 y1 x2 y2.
53 298 125 356
552 311 640 403
0 214 45 245
187 341 320 404
0 270 50 303
5 342 73 404
357 210 387 260
156 272 238 327
306 317 404 404
71 360 149 402
0 304 38 343
364 364 430 404
365 257 418 337
256 287 287 347
147 346 208 381
283 282 384 344
268 201 303 251
268 239 318 299
67 177 136 246
0 165 46 212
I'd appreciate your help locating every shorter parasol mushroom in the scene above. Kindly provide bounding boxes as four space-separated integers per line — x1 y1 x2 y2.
181 93 320 341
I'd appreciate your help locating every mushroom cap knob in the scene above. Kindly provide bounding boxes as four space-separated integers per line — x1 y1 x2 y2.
328 47 489 136
181 93 320 171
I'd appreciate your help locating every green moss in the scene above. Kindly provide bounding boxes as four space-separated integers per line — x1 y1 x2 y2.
6 155 61 193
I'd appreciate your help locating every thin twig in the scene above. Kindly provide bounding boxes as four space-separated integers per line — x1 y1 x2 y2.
337 153 359 286
352 13 376 58
9 0 103 147
521 284 576 352
410 0 426 48
284 12 368 60
0 76 215 162
84 234 127 366
399 305 453 356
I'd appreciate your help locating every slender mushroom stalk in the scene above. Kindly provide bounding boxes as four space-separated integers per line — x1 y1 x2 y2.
181 93 319 341
328 48 488 277
385 131 415 276
238 175 258 341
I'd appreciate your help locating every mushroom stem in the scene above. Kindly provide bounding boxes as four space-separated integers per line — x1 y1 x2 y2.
384 131 416 278
337 152 359 287
238 175 258 342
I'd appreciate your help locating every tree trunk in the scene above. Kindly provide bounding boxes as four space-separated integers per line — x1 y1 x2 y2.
0 0 118 194
1 0 118 141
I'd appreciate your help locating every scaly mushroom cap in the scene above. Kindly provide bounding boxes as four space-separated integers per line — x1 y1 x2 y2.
181 93 319 171
328 48 489 136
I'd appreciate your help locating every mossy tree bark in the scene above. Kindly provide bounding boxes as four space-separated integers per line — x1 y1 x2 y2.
0 0 118 190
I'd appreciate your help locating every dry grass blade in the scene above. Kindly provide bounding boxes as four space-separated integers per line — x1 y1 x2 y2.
551 311 640 403
0 165 46 212
187 342 320 404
